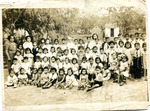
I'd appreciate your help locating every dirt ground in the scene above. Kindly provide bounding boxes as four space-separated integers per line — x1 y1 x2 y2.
3 69 148 106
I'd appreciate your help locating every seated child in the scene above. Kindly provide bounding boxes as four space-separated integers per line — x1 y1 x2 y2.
87 66 103 92
5 69 18 88
18 68 28 86
42 56 50 68
119 55 129 86
55 68 66 89
78 68 88 91
31 68 38 85
40 67 50 89
11 58 21 76
36 67 43 87
14 50 23 65
102 62 111 81
64 68 77 89
71 58 79 79
34 56 42 69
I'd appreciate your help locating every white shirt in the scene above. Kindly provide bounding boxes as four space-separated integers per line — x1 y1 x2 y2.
34 61 42 69
23 42 33 50
49 73 57 80
11 63 21 73
14 55 23 65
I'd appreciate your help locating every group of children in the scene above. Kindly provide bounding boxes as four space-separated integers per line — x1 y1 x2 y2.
5 33 147 91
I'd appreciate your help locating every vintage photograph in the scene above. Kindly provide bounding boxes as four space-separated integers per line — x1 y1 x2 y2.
1 0 149 110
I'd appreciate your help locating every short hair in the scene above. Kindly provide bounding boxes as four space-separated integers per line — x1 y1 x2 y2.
43 56 49 61
36 56 40 60
40 38 45 43
122 55 128 61
81 68 87 74
15 50 21 54
44 66 49 70
124 42 132 48
38 67 43 72
109 41 115 45
72 58 78 64
82 57 87 61
25 48 31 54
142 42 147 48
51 56 56 60
92 46 98 50
9 68 14 73
54 39 59 43
67 67 73 74
78 46 84 50
92 33 98 40
71 48 76 53
25 36 33 41
59 68 65 74
24 56 28 60
134 42 140 47
95 66 101 70
119 40 124 45
43 48 48 51
95 57 101 63
20 68 25 72
89 57 94 61
50 67 57 72
85 47 91 51
13 58 17 61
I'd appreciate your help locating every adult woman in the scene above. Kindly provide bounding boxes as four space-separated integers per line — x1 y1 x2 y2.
5 35 17 70
88 33 99 49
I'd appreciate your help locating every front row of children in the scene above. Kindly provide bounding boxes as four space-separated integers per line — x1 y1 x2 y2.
5 53 130 91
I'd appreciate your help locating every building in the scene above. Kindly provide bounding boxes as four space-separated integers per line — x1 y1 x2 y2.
105 23 119 37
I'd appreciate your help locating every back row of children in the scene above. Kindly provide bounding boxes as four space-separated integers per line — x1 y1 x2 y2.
5 33 147 90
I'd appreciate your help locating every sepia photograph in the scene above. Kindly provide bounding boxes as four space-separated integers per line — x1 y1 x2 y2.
1 0 149 110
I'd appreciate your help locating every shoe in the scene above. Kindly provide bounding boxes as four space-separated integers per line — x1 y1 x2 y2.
13 84 17 88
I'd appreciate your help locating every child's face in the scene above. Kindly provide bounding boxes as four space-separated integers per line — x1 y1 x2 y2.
96 59 100 64
51 70 56 74
119 43 124 47
24 59 28 63
38 69 42 74
135 44 140 49
86 48 90 53
89 59 93 64
82 59 86 63
51 58 55 62
13 60 17 65
74 40 78 44
33 42 37 48
60 70 64 75
110 43 114 48
68 70 72 76
27 50 30 54
112 53 117 59
65 50 69 55
56 59 60 63
44 69 49 74
73 59 77 64
71 49 76 54
122 57 127 62
57 48 61 52
10 71 15 77
19 45 22 49
143 45 147 51
43 57 48 62
114 38 118 42
36 58 40 62
117 55 122 60
20 69 25 74
44 49 48 54
65 59 69 63
100 49 104 54
104 64 107 70
39 49 42 53
46 40 50 44
79 48 84 52
33 69 37 74
51 48 55 52
27 37 31 42
62 40 65 44
82 70 86 75
16 52 21 56
126 43 130 48
96 68 101 74
55 40 58 44
93 47 97 52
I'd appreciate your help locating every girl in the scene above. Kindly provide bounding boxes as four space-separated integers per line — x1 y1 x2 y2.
108 41 116 63
56 58 63 71
49 47 56 58
50 56 57 70
31 68 38 85
43 38 52 54
42 48 50 59
36 67 43 87
55 68 66 89
42 56 50 68
85 47 92 60
5 69 18 88
18 68 28 86
71 58 79 79
53 39 60 50
36 47 43 60
77 46 85 65
63 57 71 74
17 44 24 56
130 43 143 79
40 67 50 89
21 57 31 80
95 57 103 68
99 48 107 64
68 48 78 60
91 46 99 59
117 40 124 53
11 58 21 76
102 37 110 54
78 68 88 91
34 56 42 69
80 57 88 70
24 48 34 67
14 50 23 65
119 55 129 86
64 68 77 89
102 62 111 81
23 36 33 50
87 66 103 92
123 41 132 64
49 67 58 88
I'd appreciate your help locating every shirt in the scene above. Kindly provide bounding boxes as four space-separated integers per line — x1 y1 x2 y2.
49 73 57 80
11 63 21 73
6 75 18 84
23 42 33 50
18 73 28 79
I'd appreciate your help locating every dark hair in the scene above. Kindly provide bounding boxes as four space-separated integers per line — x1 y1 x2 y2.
118 40 124 45
54 39 59 44
36 56 40 60
74 39 78 42
78 46 84 50
92 46 98 50
59 68 65 74
124 42 132 48
95 65 101 70
40 38 45 43
109 41 115 45
122 55 128 61
100 48 104 51
20 68 25 72
92 33 98 40
25 36 33 42
13 58 17 62
95 57 101 64
15 50 21 55
85 47 90 51
67 67 73 74
24 56 28 60
9 68 14 73
51 56 56 60
17 44 23 49
25 48 31 54
82 57 87 62
65 57 70 62
81 68 87 74
72 58 78 64
71 48 76 53
134 42 140 47
50 67 57 72
142 42 147 48
8 35 14 41
89 57 94 61
43 56 49 61
44 66 49 70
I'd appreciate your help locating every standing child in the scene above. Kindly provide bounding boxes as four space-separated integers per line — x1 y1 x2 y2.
5 69 18 88
11 58 21 76
14 50 23 65
24 48 34 67
49 67 58 88
23 36 33 50
71 58 79 79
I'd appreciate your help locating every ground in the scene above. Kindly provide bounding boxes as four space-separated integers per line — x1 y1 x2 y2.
3 69 148 106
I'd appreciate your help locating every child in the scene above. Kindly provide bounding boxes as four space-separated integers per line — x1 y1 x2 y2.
23 36 33 50
14 50 23 65
34 56 42 69
87 57 96 82
108 41 116 63
49 46 56 58
55 68 65 89
102 62 111 81
36 67 43 87
80 57 88 70
119 55 129 86
17 44 24 56
42 48 50 59
56 58 63 71
42 56 50 68
91 46 99 59
130 43 143 79
99 48 107 64
68 48 78 60
11 58 21 76
71 58 79 79
77 46 85 65
87 66 103 92
123 41 132 64
36 47 43 60
18 68 28 86
117 40 124 53
63 57 71 74
102 37 110 53
49 67 58 88
21 57 31 80
64 68 76 89
95 57 103 68
50 56 57 70
24 48 34 67
78 68 88 91
31 68 38 85
5 69 18 88
60 38 67 50
40 67 50 89
85 47 92 60
43 38 52 54
53 39 60 50
142 43 147 80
